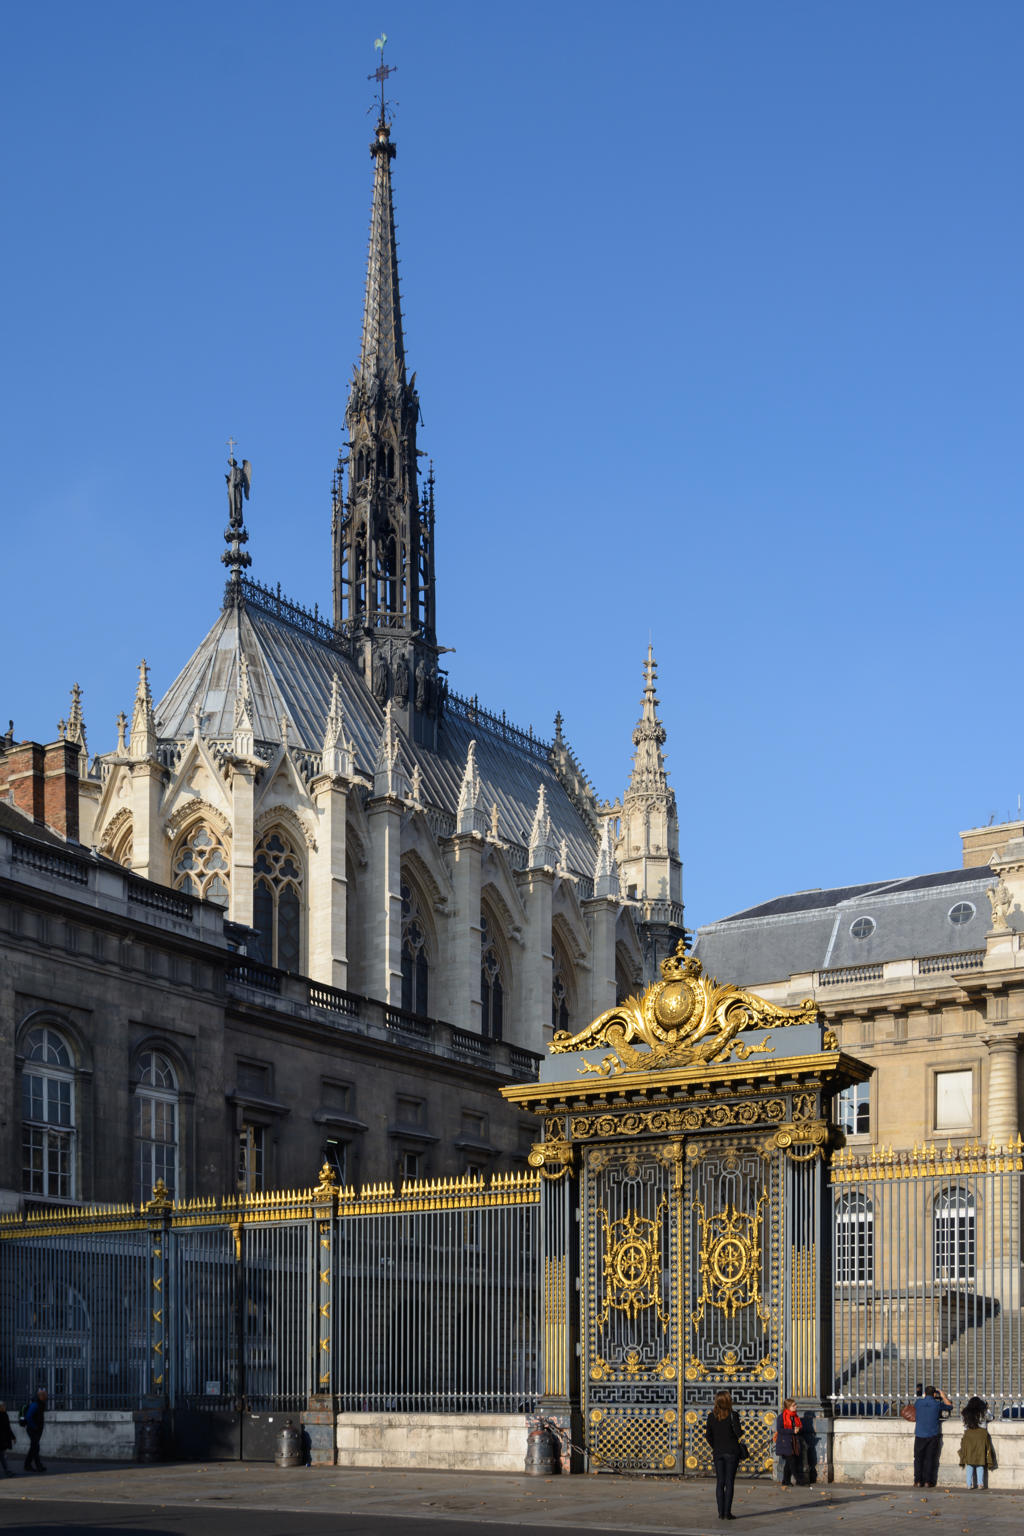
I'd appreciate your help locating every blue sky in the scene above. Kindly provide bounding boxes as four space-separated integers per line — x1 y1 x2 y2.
2 2 1022 931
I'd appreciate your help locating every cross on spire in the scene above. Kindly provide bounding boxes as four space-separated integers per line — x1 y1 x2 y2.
369 34 396 122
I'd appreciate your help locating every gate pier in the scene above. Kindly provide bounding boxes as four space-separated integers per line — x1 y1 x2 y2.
503 941 870 1476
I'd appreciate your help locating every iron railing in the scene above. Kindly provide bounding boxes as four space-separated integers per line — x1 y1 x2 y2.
830 1140 1024 1416
0 1173 541 1415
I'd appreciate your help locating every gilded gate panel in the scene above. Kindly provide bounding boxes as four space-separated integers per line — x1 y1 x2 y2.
682 1140 782 1475
581 1141 681 1471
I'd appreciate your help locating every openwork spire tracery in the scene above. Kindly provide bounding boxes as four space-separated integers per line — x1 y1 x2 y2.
332 53 440 746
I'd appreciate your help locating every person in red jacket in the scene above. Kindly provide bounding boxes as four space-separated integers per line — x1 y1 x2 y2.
774 1398 803 1487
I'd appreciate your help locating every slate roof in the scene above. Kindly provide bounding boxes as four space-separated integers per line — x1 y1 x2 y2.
693 866 996 988
152 594 599 876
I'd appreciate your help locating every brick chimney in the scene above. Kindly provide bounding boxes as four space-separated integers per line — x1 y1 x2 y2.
0 738 80 842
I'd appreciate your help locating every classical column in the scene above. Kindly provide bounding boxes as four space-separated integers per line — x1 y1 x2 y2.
982 1032 1022 1146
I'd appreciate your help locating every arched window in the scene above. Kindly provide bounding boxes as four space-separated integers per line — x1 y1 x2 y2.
173 823 230 906
22 1026 76 1200
834 1192 873 1284
111 822 133 869
480 912 504 1040
253 830 303 970
552 970 570 1037
934 1185 975 1282
135 1052 179 1204
401 880 429 1017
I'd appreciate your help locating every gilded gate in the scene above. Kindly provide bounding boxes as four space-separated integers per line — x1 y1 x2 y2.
504 941 870 1476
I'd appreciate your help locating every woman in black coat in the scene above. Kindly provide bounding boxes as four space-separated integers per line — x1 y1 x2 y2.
705 1390 743 1520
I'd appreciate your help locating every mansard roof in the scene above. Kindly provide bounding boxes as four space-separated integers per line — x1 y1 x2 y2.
693 865 995 988
151 592 599 879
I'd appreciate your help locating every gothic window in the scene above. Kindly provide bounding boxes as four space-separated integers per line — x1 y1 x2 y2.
111 824 133 869
401 880 429 1016
480 912 504 1041
934 1186 975 1282
22 1026 76 1201
135 1051 179 1204
173 824 230 907
253 830 303 971
552 971 570 1037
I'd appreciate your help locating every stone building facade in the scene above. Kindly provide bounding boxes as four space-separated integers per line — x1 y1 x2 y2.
693 819 1024 1153
0 741 544 1212
1 97 685 1210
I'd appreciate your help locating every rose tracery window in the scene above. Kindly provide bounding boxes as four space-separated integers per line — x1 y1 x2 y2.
481 912 504 1040
401 880 429 1017
253 830 303 970
173 824 230 906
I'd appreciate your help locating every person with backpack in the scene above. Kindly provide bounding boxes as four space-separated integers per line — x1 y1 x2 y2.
22 1388 46 1474
958 1395 996 1490
0 1403 16 1476
773 1398 803 1486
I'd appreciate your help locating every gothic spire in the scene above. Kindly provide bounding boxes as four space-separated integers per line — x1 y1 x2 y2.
66 682 88 760
129 660 157 760
627 644 670 796
334 51 439 744
359 110 405 391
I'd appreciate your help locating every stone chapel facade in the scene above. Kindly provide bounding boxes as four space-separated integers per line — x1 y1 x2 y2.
74 108 684 1063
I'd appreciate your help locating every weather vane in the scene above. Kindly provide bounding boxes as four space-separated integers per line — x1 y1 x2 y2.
368 33 397 121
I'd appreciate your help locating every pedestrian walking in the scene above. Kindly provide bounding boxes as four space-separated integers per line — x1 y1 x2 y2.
705 1390 744 1521
912 1384 951 1487
773 1397 803 1486
958 1396 995 1490
22 1388 47 1474
0 1403 16 1476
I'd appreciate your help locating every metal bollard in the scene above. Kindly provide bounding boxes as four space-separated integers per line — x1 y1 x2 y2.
524 1423 560 1476
275 1419 304 1469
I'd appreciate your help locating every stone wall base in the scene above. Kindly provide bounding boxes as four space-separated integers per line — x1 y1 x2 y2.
833 1418 1024 1489
25 1410 137 1461
334 1412 530 1471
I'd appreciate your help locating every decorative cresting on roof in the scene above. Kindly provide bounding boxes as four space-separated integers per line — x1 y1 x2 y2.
551 939 817 1076
456 739 487 835
627 645 671 798
129 660 157 761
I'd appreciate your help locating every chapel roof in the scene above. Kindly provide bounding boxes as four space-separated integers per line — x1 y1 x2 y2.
151 591 600 879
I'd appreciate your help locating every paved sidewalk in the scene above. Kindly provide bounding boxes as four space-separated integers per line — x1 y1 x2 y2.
0 1460 1019 1535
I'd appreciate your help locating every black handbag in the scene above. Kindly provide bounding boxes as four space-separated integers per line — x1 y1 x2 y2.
736 1438 751 1460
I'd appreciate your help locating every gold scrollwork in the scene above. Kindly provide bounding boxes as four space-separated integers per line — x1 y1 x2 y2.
567 1099 788 1142
774 1120 829 1162
527 1141 574 1181
692 1190 770 1329
596 1202 670 1326
551 941 817 1076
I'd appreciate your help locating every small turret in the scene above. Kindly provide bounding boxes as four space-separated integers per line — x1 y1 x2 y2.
129 660 158 761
